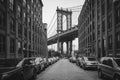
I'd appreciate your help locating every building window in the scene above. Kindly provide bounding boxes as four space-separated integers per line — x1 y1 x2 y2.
17 5 21 18
90 14 92 21
97 14 100 22
108 35 112 49
115 7 120 24
10 18 15 33
29 31 31 41
102 20 105 32
97 0 100 7
98 40 101 58
31 0 33 3
10 38 15 53
114 0 120 7
32 34 34 42
88 27 89 33
92 22 95 30
1 0 4 2
92 9 94 19
97 25 100 36
28 17 31 27
107 14 112 29
101 2 105 16
18 23 22 38
24 27 27 40
93 33 95 41
90 25 91 32
0 0 5 3
23 12 26 24
23 0 26 6
90 35 92 42
116 32 120 49
0 35 5 53
0 11 5 29
107 0 112 11
36 0 38 3
31 11 33 15
92 0 95 7
27 4 30 13
9 0 14 10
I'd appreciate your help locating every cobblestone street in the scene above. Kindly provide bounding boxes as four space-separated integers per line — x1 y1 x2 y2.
36 59 102 80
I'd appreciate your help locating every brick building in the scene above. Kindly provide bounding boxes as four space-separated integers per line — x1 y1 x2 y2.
78 0 120 58
0 0 48 58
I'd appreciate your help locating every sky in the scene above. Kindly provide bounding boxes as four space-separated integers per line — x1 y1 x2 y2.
42 0 85 51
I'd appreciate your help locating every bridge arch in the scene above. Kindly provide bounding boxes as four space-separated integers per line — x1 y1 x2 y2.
56 7 72 33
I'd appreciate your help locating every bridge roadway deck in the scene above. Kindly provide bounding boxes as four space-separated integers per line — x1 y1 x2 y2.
47 27 78 45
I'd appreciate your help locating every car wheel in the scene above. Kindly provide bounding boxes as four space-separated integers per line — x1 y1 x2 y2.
81 65 84 68
32 70 37 80
98 70 103 78
37 69 41 74
114 75 120 80
19 73 25 80
83 65 86 70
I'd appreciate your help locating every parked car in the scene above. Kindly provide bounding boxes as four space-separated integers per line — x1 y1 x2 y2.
47 58 51 65
38 57 45 71
34 57 42 73
0 58 37 80
16 58 37 80
49 57 55 64
81 57 98 69
98 57 120 80
43 58 48 69
76 57 82 67
47 57 59 66
69 57 77 63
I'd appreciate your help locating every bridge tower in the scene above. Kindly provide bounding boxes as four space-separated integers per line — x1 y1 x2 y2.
56 7 72 55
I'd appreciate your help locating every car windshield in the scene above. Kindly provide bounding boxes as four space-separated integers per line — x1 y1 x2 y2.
0 59 21 67
24 58 35 65
87 58 96 61
114 59 120 66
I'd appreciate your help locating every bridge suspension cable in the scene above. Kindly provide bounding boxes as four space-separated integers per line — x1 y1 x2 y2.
63 5 83 13
63 5 83 9
48 28 56 37
48 5 83 38
47 12 57 32
50 28 57 37
48 18 57 37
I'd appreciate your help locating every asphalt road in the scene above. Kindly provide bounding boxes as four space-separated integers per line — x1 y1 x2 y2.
36 59 102 80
